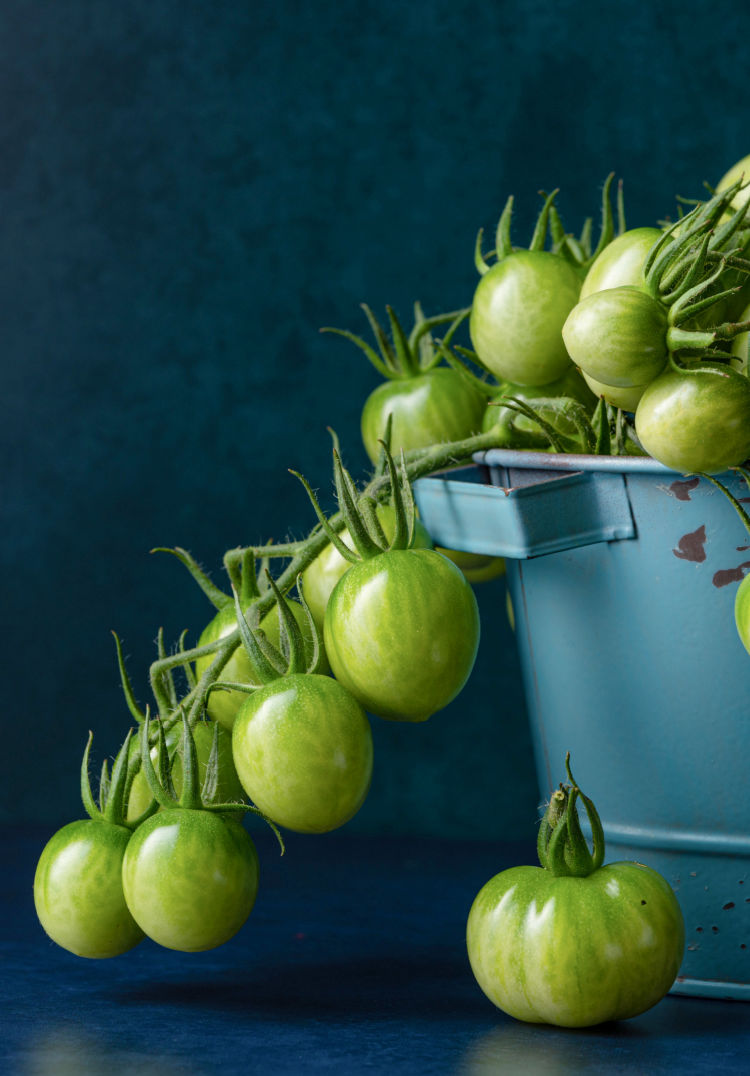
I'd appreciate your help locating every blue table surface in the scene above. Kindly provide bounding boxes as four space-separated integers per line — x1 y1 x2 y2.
4 826 750 1075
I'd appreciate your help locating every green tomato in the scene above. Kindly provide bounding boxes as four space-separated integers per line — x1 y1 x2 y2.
323 548 480 722
436 548 506 583
482 366 597 451
635 362 750 473
34 820 144 959
122 809 259 951
579 227 662 299
469 250 581 385
580 369 651 412
126 719 245 822
195 598 327 730
301 503 433 631
562 286 668 388
736 573 750 655
232 673 373 833
467 860 684 1027
360 367 486 465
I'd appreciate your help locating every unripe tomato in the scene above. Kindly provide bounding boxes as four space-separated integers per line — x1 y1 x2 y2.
562 286 668 388
579 226 662 299
469 250 581 386
635 363 750 473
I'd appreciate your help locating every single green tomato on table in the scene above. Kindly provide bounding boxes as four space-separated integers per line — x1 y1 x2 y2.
121 809 259 952
467 860 685 1027
324 547 480 722
635 362 750 474
195 597 326 730
301 502 433 631
34 819 144 959
469 250 581 386
232 673 373 834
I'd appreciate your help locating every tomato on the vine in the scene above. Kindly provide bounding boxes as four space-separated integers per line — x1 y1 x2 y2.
470 249 581 386
635 362 750 473
482 366 597 451
301 502 433 631
122 808 259 951
34 731 147 959
232 673 373 833
35 819 144 959
323 304 486 466
195 596 324 730
579 226 662 299
325 546 480 721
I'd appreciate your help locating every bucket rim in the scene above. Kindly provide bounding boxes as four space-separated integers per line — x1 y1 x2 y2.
473 448 743 478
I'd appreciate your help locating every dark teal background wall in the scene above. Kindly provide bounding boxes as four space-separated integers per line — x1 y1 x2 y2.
3 0 748 836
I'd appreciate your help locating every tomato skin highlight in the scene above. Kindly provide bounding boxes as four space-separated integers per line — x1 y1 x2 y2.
232 673 373 833
736 573 750 655
635 363 750 473
324 548 480 722
34 820 144 959
360 368 486 465
195 598 326 730
469 250 581 385
301 503 433 632
121 810 259 952
562 286 668 388
580 227 662 299
467 861 684 1027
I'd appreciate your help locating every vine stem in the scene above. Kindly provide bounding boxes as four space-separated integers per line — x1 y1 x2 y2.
147 428 504 719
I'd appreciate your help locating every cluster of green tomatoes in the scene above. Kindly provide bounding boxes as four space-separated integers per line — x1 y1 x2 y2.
34 445 482 957
34 157 750 1025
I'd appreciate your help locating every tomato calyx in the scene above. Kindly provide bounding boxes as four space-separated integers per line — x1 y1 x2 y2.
294 438 416 565
475 175 622 278
537 753 605 878
79 727 155 831
138 711 285 851
321 301 469 380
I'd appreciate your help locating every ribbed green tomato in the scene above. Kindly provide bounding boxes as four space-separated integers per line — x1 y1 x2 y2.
122 810 259 951
323 548 480 722
126 720 245 822
736 573 750 655
482 366 597 451
232 673 373 833
360 367 486 465
562 286 668 388
467 861 684 1027
469 250 581 385
635 363 750 473
579 227 662 299
195 598 326 730
301 503 433 631
34 820 144 959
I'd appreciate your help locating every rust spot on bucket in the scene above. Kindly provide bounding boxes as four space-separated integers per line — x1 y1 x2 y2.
713 561 750 588
673 525 707 562
668 477 701 501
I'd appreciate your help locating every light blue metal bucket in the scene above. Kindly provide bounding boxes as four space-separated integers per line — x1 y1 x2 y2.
414 449 750 1000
